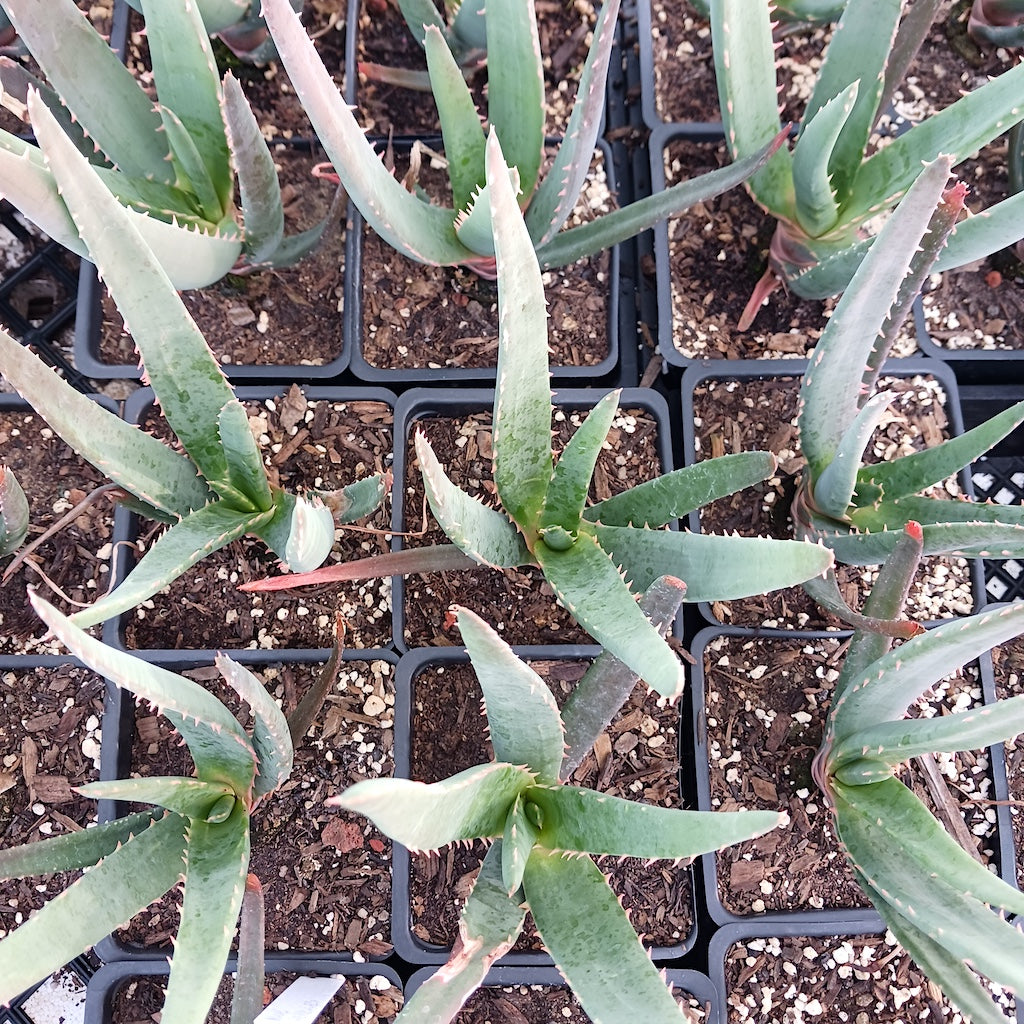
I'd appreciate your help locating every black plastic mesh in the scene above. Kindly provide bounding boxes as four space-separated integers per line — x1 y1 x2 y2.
971 455 1024 603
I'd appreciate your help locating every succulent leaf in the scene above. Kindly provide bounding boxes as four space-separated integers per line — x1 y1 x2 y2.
327 764 536 851
215 400 275 512
0 810 187 1005
502 795 540 894
76 777 237 821
791 81 859 236
819 518 1024 564
540 390 621 535
314 471 391 526
528 786 783 860
0 464 28 557
162 802 250 1024
934 190 1024 271
593 526 834 600
32 594 257 791
69 502 275 629
561 576 687 779
0 808 163 879
415 430 532 568
534 530 685 700
585 452 776 528
523 849 691 1024
398 843 527 1024
216 655 293 800
487 131 553 530
424 25 486 216
456 607 565 783
397 0 449 47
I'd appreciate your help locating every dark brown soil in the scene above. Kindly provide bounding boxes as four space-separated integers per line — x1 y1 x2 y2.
111 969 404 1024
990 635 1024 888
724 931 1015 1021
400 405 665 648
703 634 1000 916
0 664 104 939
121 390 392 653
354 0 598 137
357 145 613 373
0 410 114 654
691 374 976 628
407 659 691 952
118 656 395 957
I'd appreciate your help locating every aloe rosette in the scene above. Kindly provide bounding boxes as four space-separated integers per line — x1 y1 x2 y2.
0 593 294 1024
0 0 323 289
262 0 787 277
332 606 785 1024
710 0 1024 327
791 154 1024 626
243 133 834 699
0 89 388 628
813 523 1024 1022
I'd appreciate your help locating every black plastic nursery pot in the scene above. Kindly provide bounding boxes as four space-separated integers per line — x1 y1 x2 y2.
405 965 721 1024
84 958 404 1024
690 625 1017 930
3 954 94 1024
390 645 697 967
390 385 675 653
704 919 1021 1023
679 357 986 631
104 385 397 660
92 644 400 967
345 139 627 388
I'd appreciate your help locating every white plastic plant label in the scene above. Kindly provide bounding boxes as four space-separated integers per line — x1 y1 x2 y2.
254 975 344 1024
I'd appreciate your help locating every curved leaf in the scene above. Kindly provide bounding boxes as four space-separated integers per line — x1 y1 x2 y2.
77 777 236 820
328 764 536 851
216 400 274 512
933 190 1024 272
502 795 540 895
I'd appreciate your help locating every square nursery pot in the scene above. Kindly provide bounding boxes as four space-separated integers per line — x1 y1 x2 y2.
708 919 1020 1023
104 385 396 660
680 358 985 631
390 385 674 652
346 138 627 387
405 965 720 1024
690 625 1015 928
3 953 94 1024
93 646 399 966
84 959 404 1024
71 137 352 385
962 384 1024 605
390 646 696 967
0 391 120 657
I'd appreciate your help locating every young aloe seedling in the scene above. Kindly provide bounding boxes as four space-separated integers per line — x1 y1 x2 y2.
0 0 326 289
261 0 786 276
333 606 785 1024
0 90 388 628
0 593 301 1024
793 154 1024 626
814 523 1024 1022
709 0 1024 326
0 464 28 558
243 133 834 698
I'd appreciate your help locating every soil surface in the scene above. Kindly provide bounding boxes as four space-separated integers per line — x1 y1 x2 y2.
0 410 114 654
121 390 392 653
703 634 999 916
0 664 104 939
400 404 665 648
724 931 1015 1022
118 656 395 958
407 659 691 952
691 374 976 629
111 970 403 1024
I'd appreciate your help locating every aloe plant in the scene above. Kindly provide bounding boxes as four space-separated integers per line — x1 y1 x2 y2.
812 522 1024 1022
333 605 785 1024
359 0 487 91
0 464 28 557
789 154 1024 630
689 0 846 24
0 89 388 628
0 0 326 289
710 0 1024 327
262 0 786 277
0 593 298 1024
243 133 834 699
